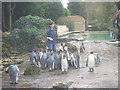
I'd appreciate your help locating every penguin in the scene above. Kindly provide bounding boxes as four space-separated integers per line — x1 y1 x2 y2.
70 51 77 68
40 50 47 69
47 51 55 72
58 50 62 69
46 46 49 53
6 65 20 84
86 51 96 72
46 49 51 67
94 52 100 64
63 50 68 60
64 44 68 51
29 50 37 65
61 54 68 74
59 43 64 51
37 49 43 67
47 49 51 59
54 50 59 70
74 48 80 69
80 42 85 52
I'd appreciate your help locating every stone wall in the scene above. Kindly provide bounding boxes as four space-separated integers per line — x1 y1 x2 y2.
57 16 85 32
57 25 69 35
73 22 85 32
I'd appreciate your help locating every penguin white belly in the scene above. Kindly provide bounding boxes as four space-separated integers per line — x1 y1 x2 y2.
88 54 95 68
61 59 68 71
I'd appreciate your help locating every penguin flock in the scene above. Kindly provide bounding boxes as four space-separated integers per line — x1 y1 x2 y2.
5 42 100 84
29 42 100 73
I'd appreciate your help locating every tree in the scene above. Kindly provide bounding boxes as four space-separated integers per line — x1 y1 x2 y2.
2 2 67 31
116 1 120 10
63 8 71 16
67 2 86 18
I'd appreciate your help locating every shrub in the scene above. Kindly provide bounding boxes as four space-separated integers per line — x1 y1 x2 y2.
2 15 58 57
12 15 58 30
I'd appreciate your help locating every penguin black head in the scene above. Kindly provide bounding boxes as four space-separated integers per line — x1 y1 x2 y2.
63 55 66 59
51 53 53 56
61 43 63 46
47 49 50 52
82 42 84 45
60 50 62 53
90 51 94 54
34 50 37 52
43 50 46 53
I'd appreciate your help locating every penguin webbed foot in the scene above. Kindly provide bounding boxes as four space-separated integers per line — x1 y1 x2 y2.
15 82 18 84
10 82 14 84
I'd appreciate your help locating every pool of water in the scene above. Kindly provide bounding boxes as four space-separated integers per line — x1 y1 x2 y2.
59 32 113 40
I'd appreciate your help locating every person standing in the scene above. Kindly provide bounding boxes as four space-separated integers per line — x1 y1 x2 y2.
46 22 57 51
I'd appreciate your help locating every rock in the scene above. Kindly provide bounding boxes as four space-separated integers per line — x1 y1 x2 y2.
12 58 24 64
3 59 11 62
24 65 40 75
82 34 87 36
51 82 72 89
2 58 24 68
2 62 15 67
109 40 117 42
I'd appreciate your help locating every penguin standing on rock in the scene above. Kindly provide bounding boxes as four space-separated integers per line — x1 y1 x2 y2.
47 51 55 72
5 65 20 84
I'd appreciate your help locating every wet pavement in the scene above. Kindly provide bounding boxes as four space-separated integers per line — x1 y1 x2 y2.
1 40 118 88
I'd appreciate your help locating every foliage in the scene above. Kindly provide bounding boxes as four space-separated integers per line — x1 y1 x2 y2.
63 8 71 16
2 2 68 31
91 23 113 31
116 1 120 10
103 2 117 23
68 2 86 18
12 15 57 30
2 15 57 57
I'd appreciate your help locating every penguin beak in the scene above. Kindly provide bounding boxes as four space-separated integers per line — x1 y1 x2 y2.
5 69 8 72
